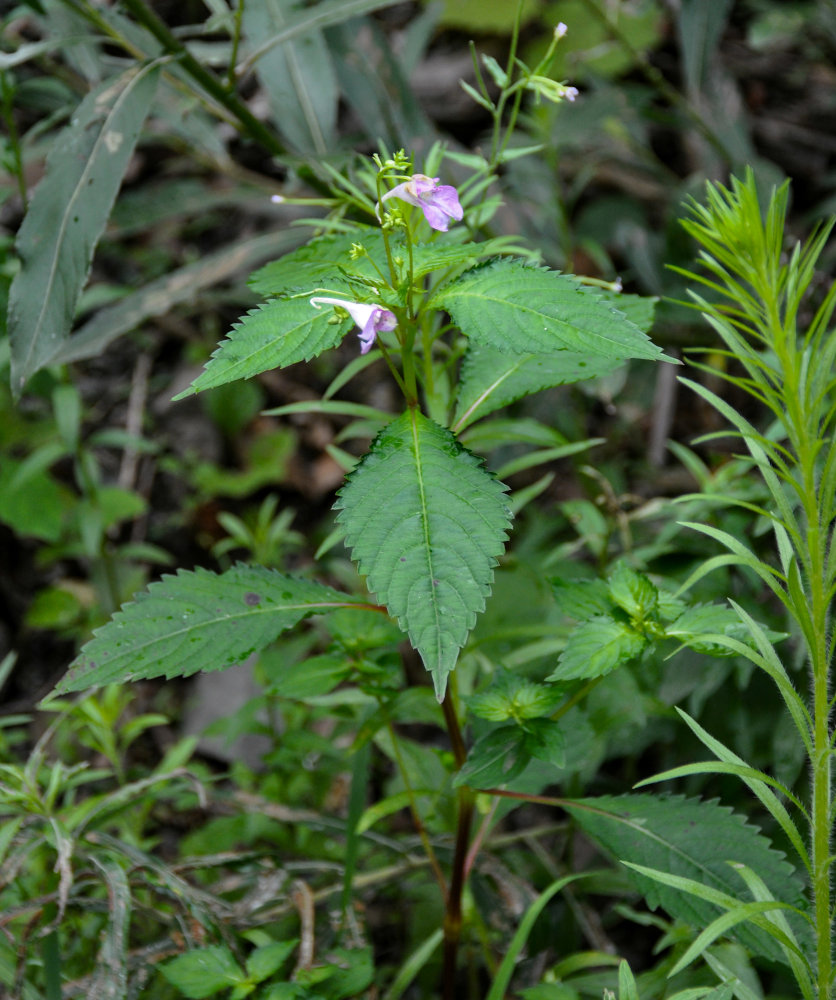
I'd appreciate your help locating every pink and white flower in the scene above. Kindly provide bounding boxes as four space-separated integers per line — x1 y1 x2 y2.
381 174 464 232
310 296 397 354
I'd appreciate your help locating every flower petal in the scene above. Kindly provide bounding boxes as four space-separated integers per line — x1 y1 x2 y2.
358 314 379 354
380 174 464 231
381 181 420 211
420 202 454 231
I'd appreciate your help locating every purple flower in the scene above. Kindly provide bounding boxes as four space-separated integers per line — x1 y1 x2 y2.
381 173 464 232
310 296 397 354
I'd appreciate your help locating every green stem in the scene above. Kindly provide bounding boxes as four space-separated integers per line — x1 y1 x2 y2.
374 339 410 401
488 0 524 165
768 276 832 999
441 687 473 1000
227 0 245 89
119 0 283 153
800 430 832 998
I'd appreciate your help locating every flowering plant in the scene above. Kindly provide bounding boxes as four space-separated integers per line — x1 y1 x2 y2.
54 134 667 986
61 146 664 701
7 0 831 992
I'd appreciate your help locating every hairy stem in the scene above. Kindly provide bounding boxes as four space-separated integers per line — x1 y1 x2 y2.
766 243 832 999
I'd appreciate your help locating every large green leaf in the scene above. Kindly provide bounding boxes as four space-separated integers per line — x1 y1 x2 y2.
243 0 337 154
453 345 621 431
56 566 359 692
410 238 516 280
565 794 811 965
174 296 351 397
432 261 664 360
248 230 386 297
335 410 510 699
8 61 161 394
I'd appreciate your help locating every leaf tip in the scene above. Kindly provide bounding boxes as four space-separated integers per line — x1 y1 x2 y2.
434 672 449 702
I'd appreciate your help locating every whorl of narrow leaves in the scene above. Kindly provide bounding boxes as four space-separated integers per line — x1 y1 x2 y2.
56 566 359 692
566 794 812 965
432 261 664 360
174 297 350 398
335 410 511 700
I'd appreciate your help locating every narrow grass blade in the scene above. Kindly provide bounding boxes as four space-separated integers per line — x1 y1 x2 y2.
485 874 585 1000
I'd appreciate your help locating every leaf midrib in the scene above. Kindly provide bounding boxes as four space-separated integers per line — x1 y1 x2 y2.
445 286 641 350
409 409 443 666
22 63 158 378
87 598 353 662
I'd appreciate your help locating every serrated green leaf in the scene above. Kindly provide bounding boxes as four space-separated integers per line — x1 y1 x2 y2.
548 617 647 682
56 566 358 692
175 297 351 397
608 562 658 619
453 344 621 431
522 718 565 766
432 261 664 360
410 238 513 280
247 233 511 300
550 577 613 620
335 410 510 699
160 945 245 998
9 62 161 394
587 289 657 333
468 688 515 721
454 725 528 788
248 230 386 296
511 682 562 719
564 794 811 966
468 674 560 722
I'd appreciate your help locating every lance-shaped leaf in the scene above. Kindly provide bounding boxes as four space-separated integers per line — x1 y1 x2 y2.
56 566 360 692
335 410 510 699
453 346 621 431
173 297 351 398
8 61 161 395
452 292 657 430
242 0 336 155
565 794 812 965
431 261 664 360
